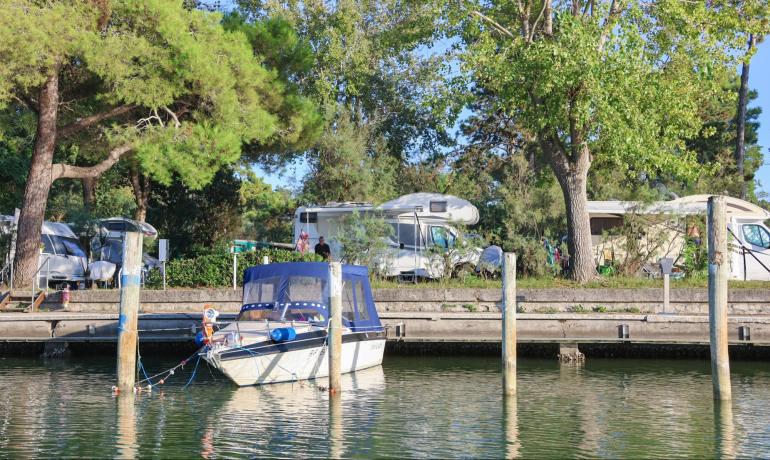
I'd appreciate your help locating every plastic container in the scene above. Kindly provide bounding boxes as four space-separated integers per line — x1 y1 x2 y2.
270 327 297 343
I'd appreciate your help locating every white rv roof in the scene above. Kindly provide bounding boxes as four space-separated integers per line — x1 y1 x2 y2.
588 195 770 220
42 222 78 238
297 193 480 225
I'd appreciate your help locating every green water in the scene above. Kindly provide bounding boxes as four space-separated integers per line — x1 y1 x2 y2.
0 354 769 458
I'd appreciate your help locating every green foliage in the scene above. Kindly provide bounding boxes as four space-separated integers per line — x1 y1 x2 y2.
239 169 296 243
334 211 394 276
145 247 322 288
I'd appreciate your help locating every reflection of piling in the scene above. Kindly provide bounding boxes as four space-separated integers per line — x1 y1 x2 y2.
503 253 517 396
714 400 736 459
504 393 520 459
116 392 137 459
329 262 342 394
116 231 143 393
708 196 731 400
329 391 344 459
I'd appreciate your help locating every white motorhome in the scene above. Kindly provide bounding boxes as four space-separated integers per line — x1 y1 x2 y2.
293 193 481 278
0 214 88 288
588 194 770 280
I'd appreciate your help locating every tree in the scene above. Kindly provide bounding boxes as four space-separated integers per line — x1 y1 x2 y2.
234 1 453 203
460 1 759 282
0 1 319 287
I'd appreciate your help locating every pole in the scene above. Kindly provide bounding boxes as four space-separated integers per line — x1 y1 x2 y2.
328 261 342 394
232 252 237 290
116 231 143 394
503 252 517 396
708 196 731 400
263 255 269 265
162 261 166 291
663 273 670 314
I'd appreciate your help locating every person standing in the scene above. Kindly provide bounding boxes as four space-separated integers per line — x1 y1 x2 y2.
295 231 310 254
314 236 331 260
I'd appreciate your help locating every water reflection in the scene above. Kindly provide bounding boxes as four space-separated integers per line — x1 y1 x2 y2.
714 400 736 460
503 396 519 459
1 357 770 458
116 393 137 459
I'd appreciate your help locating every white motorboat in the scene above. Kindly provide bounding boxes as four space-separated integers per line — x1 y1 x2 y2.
201 262 386 386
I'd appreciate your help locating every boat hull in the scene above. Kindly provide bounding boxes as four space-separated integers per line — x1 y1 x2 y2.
204 333 386 386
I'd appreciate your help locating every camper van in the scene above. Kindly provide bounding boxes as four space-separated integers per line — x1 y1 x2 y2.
90 217 159 284
0 214 88 288
588 195 770 281
293 193 482 279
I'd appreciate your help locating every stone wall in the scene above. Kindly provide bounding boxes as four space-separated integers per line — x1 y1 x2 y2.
42 287 770 315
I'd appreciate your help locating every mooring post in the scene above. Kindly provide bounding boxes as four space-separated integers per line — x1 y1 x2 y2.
708 196 731 400
503 252 517 396
116 231 144 394
328 261 343 394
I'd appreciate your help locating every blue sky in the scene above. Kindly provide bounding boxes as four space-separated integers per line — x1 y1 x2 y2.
748 40 770 197
259 39 770 197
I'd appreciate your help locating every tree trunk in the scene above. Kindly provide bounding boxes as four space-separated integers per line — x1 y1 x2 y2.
82 177 97 212
13 73 60 289
735 34 755 200
130 167 150 222
543 140 595 282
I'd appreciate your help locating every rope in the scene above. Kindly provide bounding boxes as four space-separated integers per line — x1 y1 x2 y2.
182 355 201 389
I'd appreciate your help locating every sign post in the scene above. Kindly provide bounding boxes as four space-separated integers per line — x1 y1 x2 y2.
159 239 169 291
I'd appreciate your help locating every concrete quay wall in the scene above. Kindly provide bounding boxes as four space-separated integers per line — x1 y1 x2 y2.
41 287 770 315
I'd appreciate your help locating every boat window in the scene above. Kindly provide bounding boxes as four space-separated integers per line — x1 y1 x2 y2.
431 226 455 249
244 276 280 304
742 224 770 249
60 237 86 257
40 235 55 255
354 281 369 321
284 276 326 303
342 280 355 321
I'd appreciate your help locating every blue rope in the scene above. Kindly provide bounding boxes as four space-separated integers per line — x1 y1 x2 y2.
137 357 155 387
183 355 201 389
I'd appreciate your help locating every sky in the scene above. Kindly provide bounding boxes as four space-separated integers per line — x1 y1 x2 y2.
748 40 770 197
258 36 770 198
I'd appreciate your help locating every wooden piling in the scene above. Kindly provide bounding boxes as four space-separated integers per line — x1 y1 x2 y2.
116 231 143 393
663 273 670 313
708 196 731 400
328 261 342 394
503 252 517 396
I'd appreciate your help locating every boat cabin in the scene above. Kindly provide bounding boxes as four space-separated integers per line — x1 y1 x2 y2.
237 262 381 332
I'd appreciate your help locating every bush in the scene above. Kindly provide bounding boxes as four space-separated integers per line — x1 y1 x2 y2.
145 248 322 288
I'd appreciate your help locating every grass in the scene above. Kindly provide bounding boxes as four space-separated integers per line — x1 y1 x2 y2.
370 274 770 290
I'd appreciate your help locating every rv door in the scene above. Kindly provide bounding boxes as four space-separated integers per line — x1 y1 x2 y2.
738 222 770 281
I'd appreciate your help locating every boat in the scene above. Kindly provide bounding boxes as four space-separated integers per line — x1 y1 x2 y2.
201 262 387 386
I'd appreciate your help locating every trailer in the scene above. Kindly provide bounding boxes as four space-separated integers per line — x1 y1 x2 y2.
294 193 482 279
588 194 770 280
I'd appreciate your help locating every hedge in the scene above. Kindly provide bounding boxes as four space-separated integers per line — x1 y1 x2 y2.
145 248 322 288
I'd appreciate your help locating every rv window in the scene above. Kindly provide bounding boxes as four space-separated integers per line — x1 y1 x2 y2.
431 226 455 249
354 281 369 321
390 223 423 249
430 201 448 213
342 280 355 322
49 235 67 255
60 237 86 257
590 217 623 236
742 224 770 249
40 235 55 255
298 212 318 224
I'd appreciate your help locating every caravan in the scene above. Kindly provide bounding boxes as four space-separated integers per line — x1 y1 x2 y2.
0 214 88 288
588 194 770 280
293 193 482 279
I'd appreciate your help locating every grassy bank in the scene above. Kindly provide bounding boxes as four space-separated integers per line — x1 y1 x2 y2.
370 276 770 290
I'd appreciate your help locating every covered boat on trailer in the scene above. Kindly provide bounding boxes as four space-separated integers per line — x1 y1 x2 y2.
201 262 386 386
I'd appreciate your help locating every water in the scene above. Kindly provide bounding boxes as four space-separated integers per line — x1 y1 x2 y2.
1 354 770 458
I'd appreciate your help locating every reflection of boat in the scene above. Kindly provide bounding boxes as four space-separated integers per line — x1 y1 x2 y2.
202 262 386 386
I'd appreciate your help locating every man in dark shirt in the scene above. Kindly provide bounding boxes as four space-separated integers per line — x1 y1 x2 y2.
314 236 331 260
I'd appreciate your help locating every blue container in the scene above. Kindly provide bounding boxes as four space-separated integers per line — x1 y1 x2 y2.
270 327 297 343
194 331 206 347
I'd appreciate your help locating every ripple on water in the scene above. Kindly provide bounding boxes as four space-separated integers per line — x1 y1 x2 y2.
2 356 770 458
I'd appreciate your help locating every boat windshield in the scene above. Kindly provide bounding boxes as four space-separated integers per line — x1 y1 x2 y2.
239 275 328 324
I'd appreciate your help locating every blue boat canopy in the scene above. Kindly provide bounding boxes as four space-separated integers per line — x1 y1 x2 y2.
239 262 381 331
